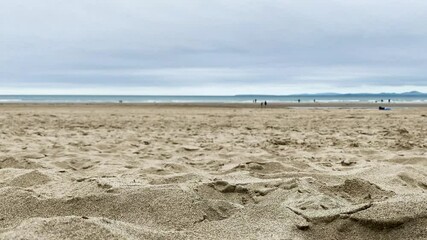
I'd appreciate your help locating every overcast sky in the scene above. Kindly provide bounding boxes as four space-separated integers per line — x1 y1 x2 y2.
1 0 427 95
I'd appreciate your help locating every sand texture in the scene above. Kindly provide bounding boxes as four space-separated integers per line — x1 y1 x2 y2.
0 104 426 239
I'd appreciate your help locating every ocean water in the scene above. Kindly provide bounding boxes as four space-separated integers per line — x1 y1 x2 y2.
0 94 426 103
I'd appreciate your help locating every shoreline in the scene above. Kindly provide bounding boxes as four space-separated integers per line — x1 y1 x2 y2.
1 102 427 109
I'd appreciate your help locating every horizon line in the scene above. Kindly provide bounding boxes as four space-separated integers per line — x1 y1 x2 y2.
0 91 425 97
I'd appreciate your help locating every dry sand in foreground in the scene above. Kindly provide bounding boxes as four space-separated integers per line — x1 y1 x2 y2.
0 104 426 239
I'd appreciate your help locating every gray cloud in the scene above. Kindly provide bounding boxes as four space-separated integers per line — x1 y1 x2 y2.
1 0 427 94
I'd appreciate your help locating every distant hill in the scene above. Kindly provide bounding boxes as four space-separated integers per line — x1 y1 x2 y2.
401 91 424 95
236 91 427 97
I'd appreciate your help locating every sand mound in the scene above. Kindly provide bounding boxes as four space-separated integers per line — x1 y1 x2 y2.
0 216 189 240
0 217 122 240
305 218 427 240
196 180 254 206
0 157 40 169
350 195 427 229
188 201 307 240
304 195 427 240
323 178 395 203
8 170 51 188
278 179 373 223
0 186 208 229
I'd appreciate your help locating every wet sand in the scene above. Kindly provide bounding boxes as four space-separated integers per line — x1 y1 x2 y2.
0 104 426 239
2 102 426 109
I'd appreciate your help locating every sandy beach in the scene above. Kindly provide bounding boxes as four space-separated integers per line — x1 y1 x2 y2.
0 103 426 239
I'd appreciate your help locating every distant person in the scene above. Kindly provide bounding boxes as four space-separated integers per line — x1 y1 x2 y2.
261 102 264 108
298 99 301 103
381 99 384 103
264 101 267 106
255 99 257 103
379 106 391 111
388 99 391 103
119 100 123 104
313 99 316 103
